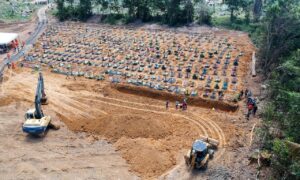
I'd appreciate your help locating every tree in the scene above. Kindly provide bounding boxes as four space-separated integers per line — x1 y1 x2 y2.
195 0 212 25
165 0 182 25
78 0 92 20
94 0 109 14
253 0 263 22
224 0 242 21
240 0 252 24
259 0 300 73
55 0 67 21
182 0 194 24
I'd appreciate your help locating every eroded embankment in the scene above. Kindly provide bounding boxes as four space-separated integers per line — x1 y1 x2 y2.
112 84 239 112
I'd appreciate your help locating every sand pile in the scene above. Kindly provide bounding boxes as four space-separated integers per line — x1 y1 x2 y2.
0 69 201 178
115 137 176 178
82 114 173 141
59 111 200 178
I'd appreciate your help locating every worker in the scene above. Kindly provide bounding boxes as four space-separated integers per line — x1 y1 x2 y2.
166 100 169 110
66 71 70 80
15 39 19 52
7 53 10 60
72 72 76 80
175 101 179 110
240 90 244 98
246 103 253 120
7 62 11 69
253 103 258 116
12 62 16 69
245 89 249 97
182 101 187 111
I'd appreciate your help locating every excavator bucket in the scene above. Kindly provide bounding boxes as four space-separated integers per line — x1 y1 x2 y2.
41 96 48 105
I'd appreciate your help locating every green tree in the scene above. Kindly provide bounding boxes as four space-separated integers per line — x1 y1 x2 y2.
259 0 300 73
182 0 194 24
55 0 67 21
78 0 92 20
165 0 181 25
195 0 212 25
253 0 263 22
224 0 242 22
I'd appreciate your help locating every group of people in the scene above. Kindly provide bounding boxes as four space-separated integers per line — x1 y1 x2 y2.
166 99 188 110
5 39 26 70
8 39 25 54
240 88 258 120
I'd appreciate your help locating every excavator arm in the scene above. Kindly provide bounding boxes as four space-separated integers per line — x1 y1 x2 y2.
34 72 45 119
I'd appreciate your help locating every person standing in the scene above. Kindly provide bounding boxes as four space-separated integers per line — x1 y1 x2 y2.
166 100 169 110
253 104 258 116
12 62 16 69
66 71 70 80
240 90 244 98
15 39 19 52
245 89 249 97
175 101 179 110
246 103 253 120
7 53 10 60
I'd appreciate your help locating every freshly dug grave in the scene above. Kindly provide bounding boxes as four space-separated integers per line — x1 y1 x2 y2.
112 83 239 112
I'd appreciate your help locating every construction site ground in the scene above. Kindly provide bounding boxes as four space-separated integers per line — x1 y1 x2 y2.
0 64 259 179
0 10 261 178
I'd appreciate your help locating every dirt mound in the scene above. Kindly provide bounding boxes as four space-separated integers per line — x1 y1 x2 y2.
57 109 200 178
62 82 89 91
82 114 173 142
0 94 31 107
0 96 15 107
115 137 176 178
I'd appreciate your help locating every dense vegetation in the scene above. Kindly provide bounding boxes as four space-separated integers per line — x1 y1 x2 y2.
258 0 300 178
53 0 300 178
54 0 219 25
0 0 39 22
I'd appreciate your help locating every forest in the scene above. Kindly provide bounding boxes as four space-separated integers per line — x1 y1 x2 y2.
54 0 300 178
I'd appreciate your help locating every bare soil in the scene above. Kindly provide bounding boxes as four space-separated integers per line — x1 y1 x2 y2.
0 24 259 179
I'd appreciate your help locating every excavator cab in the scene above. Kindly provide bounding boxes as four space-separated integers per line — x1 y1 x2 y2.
25 109 35 120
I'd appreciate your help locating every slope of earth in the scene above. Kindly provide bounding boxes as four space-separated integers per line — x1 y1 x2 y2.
0 68 203 178
0 36 257 179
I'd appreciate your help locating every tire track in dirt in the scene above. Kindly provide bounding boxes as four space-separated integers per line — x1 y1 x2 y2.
101 95 223 140
72 94 226 159
75 94 225 146
72 94 227 164
48 90 108 116
73 96 210 137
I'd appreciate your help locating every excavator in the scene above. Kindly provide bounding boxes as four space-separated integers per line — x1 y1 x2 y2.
184 136 219 169
22 72 54 136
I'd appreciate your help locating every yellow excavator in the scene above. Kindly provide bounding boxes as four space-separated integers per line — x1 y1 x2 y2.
184 136 219 169
22 72 58 136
